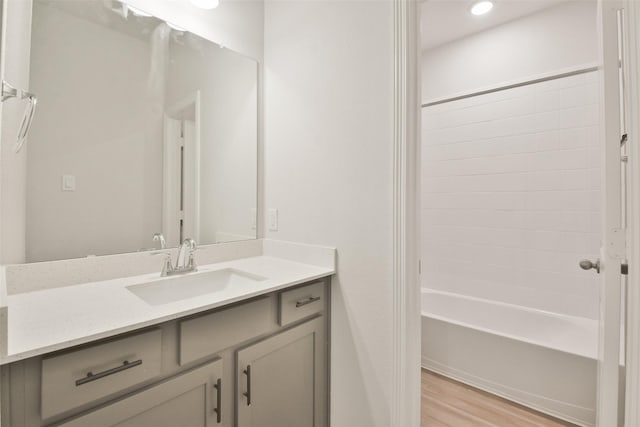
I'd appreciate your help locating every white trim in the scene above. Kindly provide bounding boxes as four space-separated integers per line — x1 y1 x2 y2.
597 0 625 425
162 116 181 246
194 93 201 242
392 1 421 426
162 91 201 245
0 0 5 268
624 0 640 424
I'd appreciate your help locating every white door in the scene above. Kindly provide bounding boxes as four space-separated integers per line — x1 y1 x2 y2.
162 116 182 247
162 117 198 247
182 120 198 241
593 1 629 425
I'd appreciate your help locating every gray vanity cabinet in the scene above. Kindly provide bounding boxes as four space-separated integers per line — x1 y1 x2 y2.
57 359 224 427
0 278 329 427
236 317 326 427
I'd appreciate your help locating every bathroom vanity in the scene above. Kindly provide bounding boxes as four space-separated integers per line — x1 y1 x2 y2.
0 241 334 427
0 1 335 426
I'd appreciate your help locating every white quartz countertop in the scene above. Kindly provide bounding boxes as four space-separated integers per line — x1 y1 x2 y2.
1 254 334 364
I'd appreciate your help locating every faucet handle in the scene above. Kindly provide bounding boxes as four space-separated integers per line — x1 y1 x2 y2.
182 238 197 250
150 251 174 276
153 233 167 249
160 255 174 277
187 252 198 272
185 239 199 271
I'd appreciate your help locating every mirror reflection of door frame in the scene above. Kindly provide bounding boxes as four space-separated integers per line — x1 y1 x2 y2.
162 91 201 247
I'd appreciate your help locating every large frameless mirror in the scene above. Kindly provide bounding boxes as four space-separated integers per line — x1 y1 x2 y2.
24 0 258 262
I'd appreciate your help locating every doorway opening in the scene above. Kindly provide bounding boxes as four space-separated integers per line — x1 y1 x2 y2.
417 1 631 426
163 91 201 247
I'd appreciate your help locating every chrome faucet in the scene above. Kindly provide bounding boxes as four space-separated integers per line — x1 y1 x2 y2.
176 238 197 270
152 233 166 249
157 238 198 277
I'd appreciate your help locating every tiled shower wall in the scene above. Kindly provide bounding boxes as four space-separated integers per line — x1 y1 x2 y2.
421 71 601 319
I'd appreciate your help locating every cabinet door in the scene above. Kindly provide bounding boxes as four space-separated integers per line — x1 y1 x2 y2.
58 358 225 427
236 317 326 427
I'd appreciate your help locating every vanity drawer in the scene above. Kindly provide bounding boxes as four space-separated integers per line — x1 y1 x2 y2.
41 329 162 420
279 281 325 326
179 296 276 365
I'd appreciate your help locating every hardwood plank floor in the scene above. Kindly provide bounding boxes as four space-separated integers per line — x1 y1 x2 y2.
421 369 578 427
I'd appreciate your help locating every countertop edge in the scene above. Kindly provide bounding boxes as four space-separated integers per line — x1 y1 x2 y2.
0 267 334 365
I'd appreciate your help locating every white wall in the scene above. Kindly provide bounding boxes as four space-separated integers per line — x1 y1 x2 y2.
97 0 265 247
0 0 264 264
422 72 602 319
26 4 160 262
167 34 258 244
264 1 395 425
0 0 31 264
420 0 601 319
125 0 264 63
422 1 598 102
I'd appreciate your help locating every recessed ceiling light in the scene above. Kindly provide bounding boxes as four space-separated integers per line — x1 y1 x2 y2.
189 0 220 9
127 5 152 17
470 1 494 16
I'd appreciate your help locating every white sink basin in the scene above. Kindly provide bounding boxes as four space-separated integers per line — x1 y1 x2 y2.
127 268 267 306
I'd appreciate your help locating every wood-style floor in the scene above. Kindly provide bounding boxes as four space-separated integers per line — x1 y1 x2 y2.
421 369 578 427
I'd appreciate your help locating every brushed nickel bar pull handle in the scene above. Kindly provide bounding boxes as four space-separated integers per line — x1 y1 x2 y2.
75 359 143 386
243 365 251 406
213 378 222 423
295 296 321 308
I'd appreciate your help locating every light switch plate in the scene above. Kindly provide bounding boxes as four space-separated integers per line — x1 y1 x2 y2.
268 208 278 231
62 174 76 192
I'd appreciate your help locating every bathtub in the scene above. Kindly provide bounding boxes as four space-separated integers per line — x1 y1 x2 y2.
421 289 598 427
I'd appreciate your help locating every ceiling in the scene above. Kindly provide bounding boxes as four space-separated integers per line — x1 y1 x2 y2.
421 0 569 51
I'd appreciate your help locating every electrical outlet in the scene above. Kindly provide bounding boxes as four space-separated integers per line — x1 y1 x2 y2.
268 208 278 231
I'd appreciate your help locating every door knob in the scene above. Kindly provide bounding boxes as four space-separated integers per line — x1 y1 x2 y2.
579 259 600 273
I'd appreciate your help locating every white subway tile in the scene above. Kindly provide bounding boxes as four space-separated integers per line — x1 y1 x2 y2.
421 71 602 319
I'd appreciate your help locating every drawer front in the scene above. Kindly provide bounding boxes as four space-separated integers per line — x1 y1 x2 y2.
279 281 325 326
179 296 276 366
58 358 223 427
41 329 162 420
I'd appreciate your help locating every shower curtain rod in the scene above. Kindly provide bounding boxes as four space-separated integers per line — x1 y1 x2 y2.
422 65 599 108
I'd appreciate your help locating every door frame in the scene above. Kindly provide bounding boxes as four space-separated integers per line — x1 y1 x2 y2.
597 0 625 424
162 91 201 246
395 1 640 426
391 0 421 426
624 0 640 424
